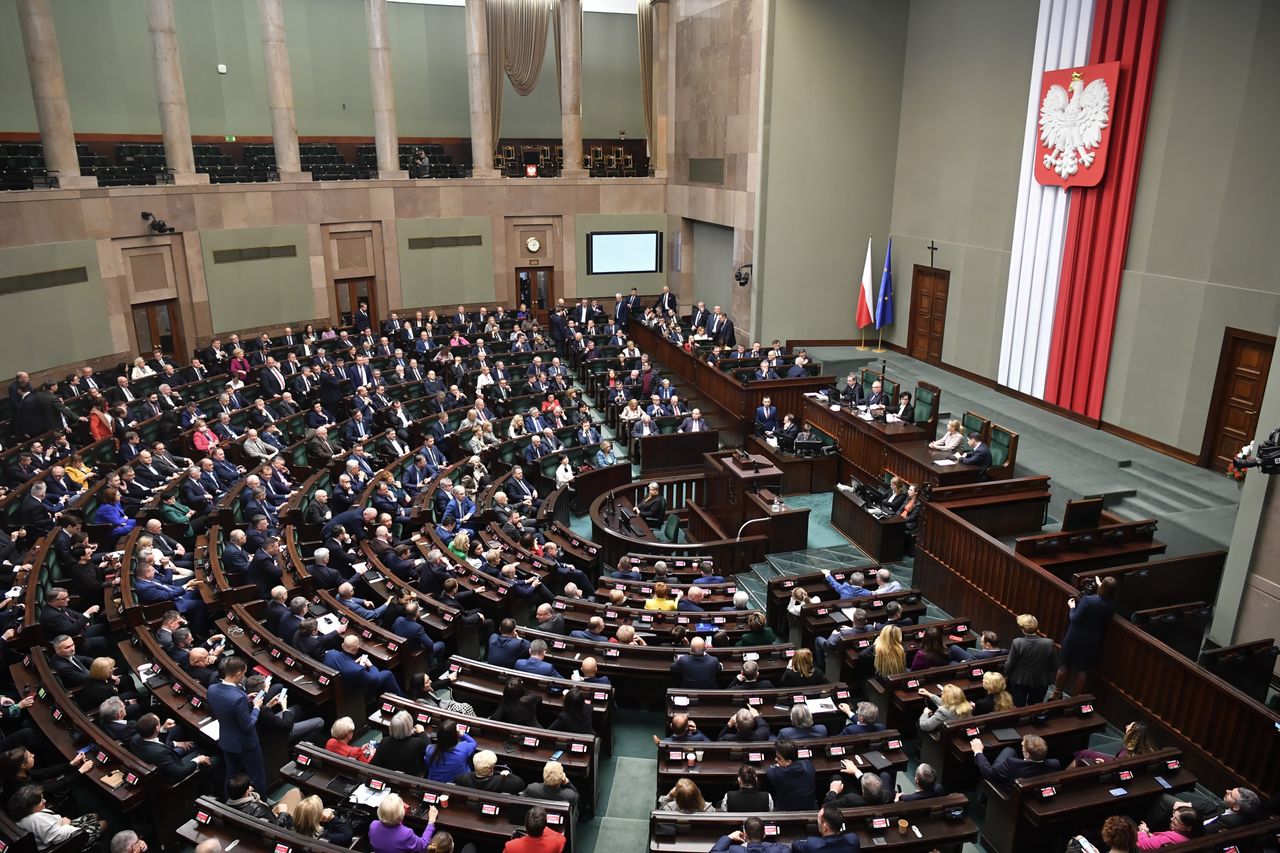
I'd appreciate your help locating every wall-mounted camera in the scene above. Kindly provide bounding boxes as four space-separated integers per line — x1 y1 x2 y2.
734 263 752 287
140 211 176 234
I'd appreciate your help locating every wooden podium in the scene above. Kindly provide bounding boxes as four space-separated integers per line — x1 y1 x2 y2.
687 451 809 553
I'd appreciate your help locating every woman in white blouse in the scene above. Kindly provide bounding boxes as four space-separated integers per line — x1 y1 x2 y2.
556 455 576 489
929 419 965 452
130 357 156 381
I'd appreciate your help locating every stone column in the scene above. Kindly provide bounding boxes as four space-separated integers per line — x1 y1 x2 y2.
16 0 96 188
465 0 498 178
256 0 305 182
146 0 206 184
365 0 407 180
651 0 672 179
558 0 586 178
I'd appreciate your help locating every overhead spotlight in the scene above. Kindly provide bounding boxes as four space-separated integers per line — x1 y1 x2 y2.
140 211 176 234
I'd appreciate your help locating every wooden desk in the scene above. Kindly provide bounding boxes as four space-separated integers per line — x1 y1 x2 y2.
745 434 839 495
1070 552 1227 620
655 734 908 802
803 399 984 486
920 695 1106 789
638 430 721 476
866 654 1011 733
178 797 355 853
831 486 908 561
648 795 978 853
764 566 882 634
569 461 633 515
931 476 1051 538
665 684 857 733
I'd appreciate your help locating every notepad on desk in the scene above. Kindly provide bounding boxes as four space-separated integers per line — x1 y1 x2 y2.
317 613 343 635
805 697 837 714
351 784 390 808
933 459 958 466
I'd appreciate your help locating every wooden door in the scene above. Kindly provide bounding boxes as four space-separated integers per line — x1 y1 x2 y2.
515 267 555 318
130 300 185 359
1200 329 1275 469
907 265 949 363
335 278 377 327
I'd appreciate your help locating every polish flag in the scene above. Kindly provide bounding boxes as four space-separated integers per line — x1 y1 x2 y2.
855 237 875 329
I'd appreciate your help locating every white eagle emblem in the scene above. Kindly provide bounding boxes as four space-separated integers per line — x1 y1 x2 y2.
1039 72 1110 179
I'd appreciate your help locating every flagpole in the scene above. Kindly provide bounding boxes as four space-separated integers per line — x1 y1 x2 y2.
857 330 868 351
874 328 885 354
856 233 871 350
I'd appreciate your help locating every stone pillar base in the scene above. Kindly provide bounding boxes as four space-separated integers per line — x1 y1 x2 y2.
376 170 409 180
53 175 100 189
168 172 210 186
470 167 501 179
275 171 311 184
559 168 589 179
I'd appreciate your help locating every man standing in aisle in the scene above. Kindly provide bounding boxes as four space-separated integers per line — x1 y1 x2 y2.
207 657 267 795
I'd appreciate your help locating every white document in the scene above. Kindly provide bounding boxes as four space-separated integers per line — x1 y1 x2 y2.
933 459 958 467
805 697 837 714
199 719 220 740
350 784 389 808
858 412 874 421
317 613 343 635
885 414 899 424
671 695 690 707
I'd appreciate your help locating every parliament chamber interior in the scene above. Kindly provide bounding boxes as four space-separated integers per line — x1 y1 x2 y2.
0 0 1277 851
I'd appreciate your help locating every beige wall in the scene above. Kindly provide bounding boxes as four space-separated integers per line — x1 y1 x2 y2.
200 225 312 334
1101 0 1280 452
0 241 113 375
574 213 668 299
397 216 496 309
755 0 909 342
886 0 1037 376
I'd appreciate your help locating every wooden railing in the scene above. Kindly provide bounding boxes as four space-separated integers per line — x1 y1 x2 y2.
914 501 1280 794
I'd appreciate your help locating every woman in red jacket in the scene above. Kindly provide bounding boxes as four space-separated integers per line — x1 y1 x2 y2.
325 716 375 763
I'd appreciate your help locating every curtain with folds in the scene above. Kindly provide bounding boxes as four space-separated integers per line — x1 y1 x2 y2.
637 0 654 155
487 0 559 147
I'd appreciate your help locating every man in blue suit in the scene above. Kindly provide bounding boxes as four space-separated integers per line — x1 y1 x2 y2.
220 529 252 576
248 538 284 598
487 619 530 669
391 601 446 668
207 657 267 795
670 637 722 688
754 397 779 435
134 560 206 632
711 816 791 853
324 635 402 694
791 805 861 852
971 734 1060 788
514 640 559 678
958 432 992 475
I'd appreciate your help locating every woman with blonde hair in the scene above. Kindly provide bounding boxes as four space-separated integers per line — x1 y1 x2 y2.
292 794 354 845
521 760 580 810
872 625 906 678
368 793 438 853
929 419 965 452
1005 613 1058 706
75 657 133 714
918 683 974 733
447 531 470 563
781 647 825 687
658 777 716 813
974 672 1015 714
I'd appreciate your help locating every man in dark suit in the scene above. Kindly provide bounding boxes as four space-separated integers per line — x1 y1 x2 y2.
656 285 678 316
323 635 401 694
898 764 946 801
258 360 288 398
41 588 110 656
247 538 284 598
678 408 709 433
958 432 992 473
971 734 1060 787
129 713 212 783
790 804 861 853
17 383 81 437
487 619 530 669
864 380 888 408
208 657 267 795
670 637 722 688
755 397 779 435
49 634 97 688
533 603 568 636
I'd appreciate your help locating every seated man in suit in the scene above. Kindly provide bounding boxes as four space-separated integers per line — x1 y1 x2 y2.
970 733 1060 787
323 634 402 695
678 408 709 433
134 558 207 633
865 380 888 409
391 601 447 668
718 707 773 742
514 639 560 678
753 360 779 381
49 634 97 688
786 356 809 379
712 816 791 853
957 431 993 473
669 637 722 689
754 396 779 436
247 537 284 599
839 373 865 405
129 713 212 783
791 804 862 853
487 619 531 669
40 587 111 657
950 630 1006 662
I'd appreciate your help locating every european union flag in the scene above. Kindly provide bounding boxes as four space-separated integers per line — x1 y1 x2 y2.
875 237 894 329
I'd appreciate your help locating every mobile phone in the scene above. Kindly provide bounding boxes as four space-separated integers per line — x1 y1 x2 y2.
550 749 564 761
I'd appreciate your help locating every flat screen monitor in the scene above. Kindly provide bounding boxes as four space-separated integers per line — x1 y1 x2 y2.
586 231 663 275
794 438 823 455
